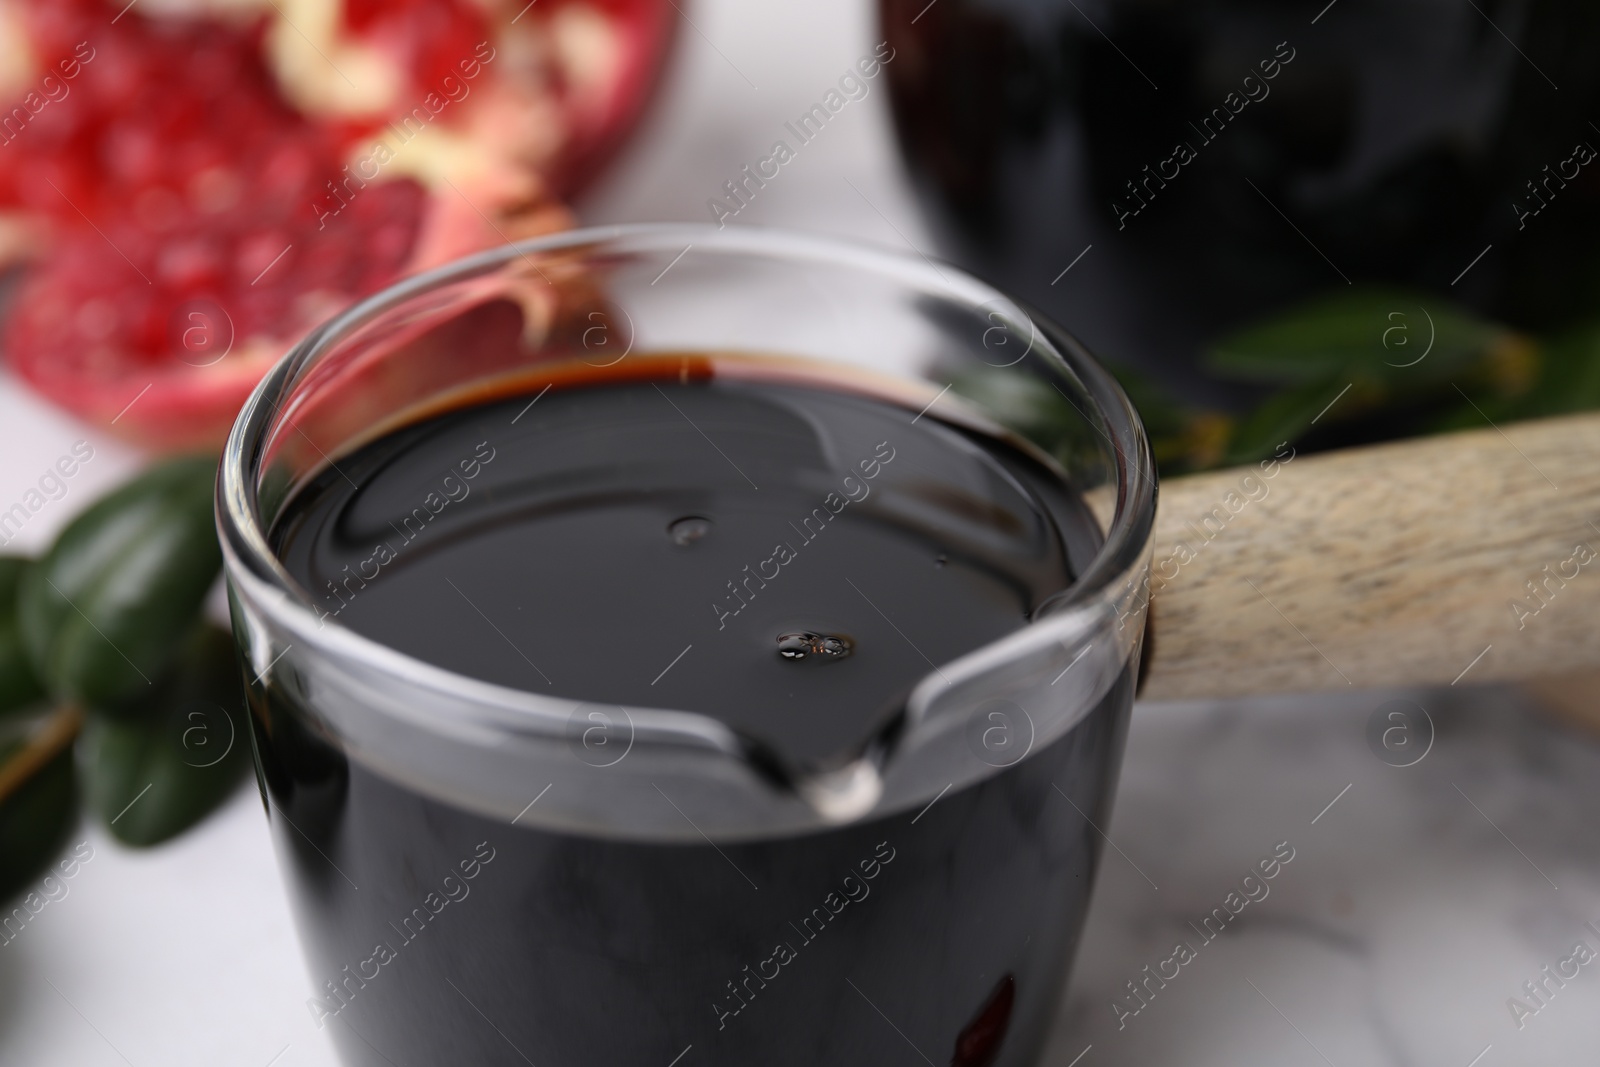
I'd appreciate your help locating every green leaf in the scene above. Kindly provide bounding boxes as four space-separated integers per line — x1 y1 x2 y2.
84 626 247 847
20 455 221 707
1106 361 1194 443
1428 325 1600 433
1222 377 1347 466
1506 324 1600 417
1208 288 1504 386
0 718 77 900
949 368 1099 473
0 557 46 718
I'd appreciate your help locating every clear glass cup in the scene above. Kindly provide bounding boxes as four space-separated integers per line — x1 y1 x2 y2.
218 224 1154 1067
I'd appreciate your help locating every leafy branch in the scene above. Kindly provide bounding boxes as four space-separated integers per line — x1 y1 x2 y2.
1150 287 1600 473
0 457 245 898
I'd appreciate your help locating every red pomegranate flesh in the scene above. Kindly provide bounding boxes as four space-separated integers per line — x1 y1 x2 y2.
0 0 673 447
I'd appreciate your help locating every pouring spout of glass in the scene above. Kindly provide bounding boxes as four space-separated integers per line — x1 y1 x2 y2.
219 224 1156 844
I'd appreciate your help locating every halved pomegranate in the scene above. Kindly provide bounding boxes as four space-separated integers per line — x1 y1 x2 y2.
0 0 673 448
537 0 678 195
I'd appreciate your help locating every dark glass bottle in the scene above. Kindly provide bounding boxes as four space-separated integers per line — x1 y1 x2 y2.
880 0 1600 383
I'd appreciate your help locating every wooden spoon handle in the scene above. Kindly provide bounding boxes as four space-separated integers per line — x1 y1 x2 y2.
1139 411 1600 700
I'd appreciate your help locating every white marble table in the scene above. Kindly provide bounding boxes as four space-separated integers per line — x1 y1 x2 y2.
3 2 1597 1064
1045 687 1600 1067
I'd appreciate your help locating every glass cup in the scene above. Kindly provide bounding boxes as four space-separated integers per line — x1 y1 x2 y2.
218 224 1154 1067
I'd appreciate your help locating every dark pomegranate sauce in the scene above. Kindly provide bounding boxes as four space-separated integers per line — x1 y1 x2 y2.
256 368 1134 1066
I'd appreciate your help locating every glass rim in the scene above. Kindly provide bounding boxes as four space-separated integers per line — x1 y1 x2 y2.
217 222 1156 743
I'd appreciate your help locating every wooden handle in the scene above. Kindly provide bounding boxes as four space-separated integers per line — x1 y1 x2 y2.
1139 411 1600 700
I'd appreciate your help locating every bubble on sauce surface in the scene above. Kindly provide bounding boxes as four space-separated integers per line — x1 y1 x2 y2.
776 631 854 662
667 516 713 545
